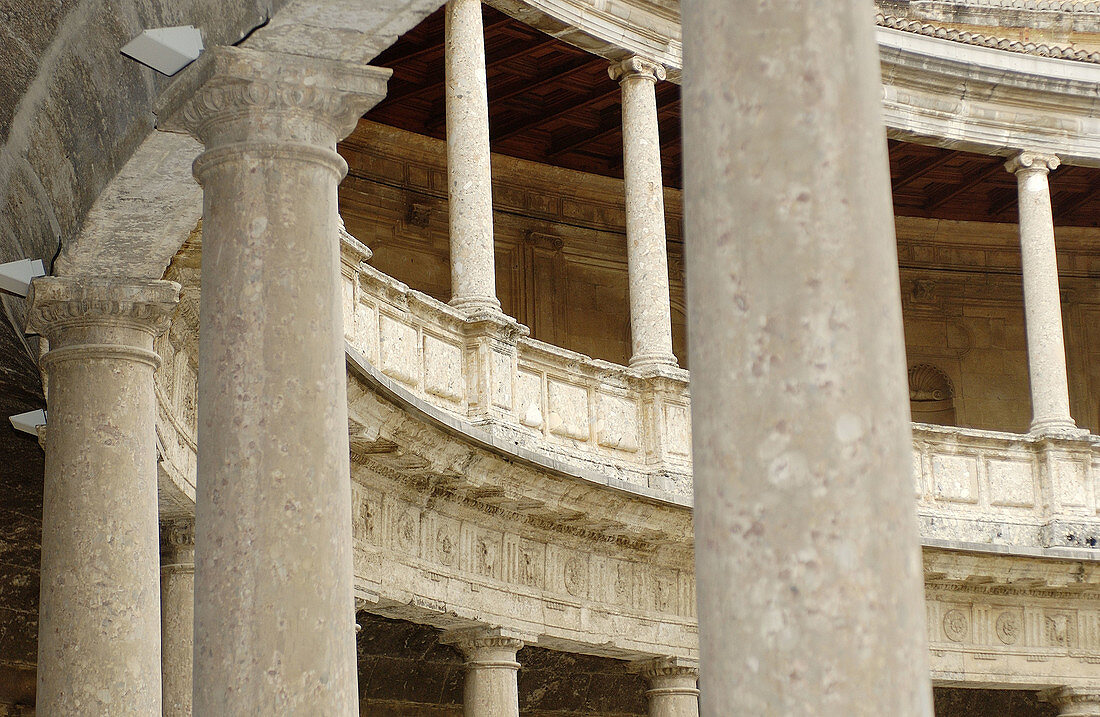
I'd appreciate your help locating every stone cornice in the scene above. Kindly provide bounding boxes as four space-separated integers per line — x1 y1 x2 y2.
26 277 180 340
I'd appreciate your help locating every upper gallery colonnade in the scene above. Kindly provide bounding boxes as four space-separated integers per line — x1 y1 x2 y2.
17 0 1100 715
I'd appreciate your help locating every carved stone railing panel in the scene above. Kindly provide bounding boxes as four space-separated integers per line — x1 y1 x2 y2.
340 233 693 495
913 423 1100 549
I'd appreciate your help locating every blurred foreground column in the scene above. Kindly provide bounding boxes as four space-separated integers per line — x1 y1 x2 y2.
681 1 934 713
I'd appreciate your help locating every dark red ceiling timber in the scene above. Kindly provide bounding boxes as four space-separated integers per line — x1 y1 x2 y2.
354 5 1100 227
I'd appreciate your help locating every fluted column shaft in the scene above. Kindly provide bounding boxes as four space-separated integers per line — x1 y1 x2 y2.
611 57 676 369
635 658 699 717
681 1 932 714
1042 687 1100 716
161 519 194 717
27 277 179 715
443 629 523 717
1006 151 1076 435
156 47 390 715
446 0 500 313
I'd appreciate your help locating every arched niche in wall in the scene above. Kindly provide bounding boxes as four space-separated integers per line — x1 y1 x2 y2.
909 363 956 426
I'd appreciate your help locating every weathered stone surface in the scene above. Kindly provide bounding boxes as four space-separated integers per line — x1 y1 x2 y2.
682 0 933 713
445 0 501 314
27 276 179 715
609 56 676 370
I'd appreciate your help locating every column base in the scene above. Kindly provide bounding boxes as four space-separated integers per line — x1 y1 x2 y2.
629 351 679 371
450 295 502 315
1029 417 1087 438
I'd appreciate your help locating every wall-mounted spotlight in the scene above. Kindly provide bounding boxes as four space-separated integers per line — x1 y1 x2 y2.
0 259 45 297
10 409 46 437
121 26 203 76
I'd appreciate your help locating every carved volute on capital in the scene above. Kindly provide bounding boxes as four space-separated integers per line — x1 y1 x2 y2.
609 55 667 84
1005 150 1060 177
26 277 180 348
154 46 392 150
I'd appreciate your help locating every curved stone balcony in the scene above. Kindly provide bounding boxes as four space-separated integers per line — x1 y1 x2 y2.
148 228 1100 671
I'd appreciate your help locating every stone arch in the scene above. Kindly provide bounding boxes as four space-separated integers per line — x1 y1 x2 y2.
909 363 956 426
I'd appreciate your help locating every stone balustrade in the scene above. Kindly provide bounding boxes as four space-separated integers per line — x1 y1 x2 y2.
913 422 1100 550
340 235 694 496
150 231 1100 556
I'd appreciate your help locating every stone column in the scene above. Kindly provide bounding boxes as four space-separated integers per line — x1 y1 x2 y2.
442 628 524 717
160 518 194 717
155 47 390 715
1005 151 1077 435
445 0 500 314
681 2 933 715
1042 687 1100 716
610 56 677 370
27 276 179 715
634 657 699 717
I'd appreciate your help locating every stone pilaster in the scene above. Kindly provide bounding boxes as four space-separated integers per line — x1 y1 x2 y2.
1042 687 1100 716
445 0 501 314
441 628 524 717
27 276 179 715
632 657 699 717
609 56 677 370
156 46 390 715
160 518 194 717
1005 151 1078 435
681 1 933 715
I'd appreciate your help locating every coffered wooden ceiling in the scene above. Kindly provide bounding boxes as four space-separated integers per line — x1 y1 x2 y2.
354 5 1100 227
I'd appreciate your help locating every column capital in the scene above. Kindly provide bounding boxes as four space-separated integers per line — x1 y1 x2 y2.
160 518 195 567
1006 150 1060 176
630 656 699 681
1041 686 1100 716
609 55 666 84
155 46 391 149
440 626 526 659
26 276 180 344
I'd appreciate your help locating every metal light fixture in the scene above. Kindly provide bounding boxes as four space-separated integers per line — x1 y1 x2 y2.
121 26 204 76
0 259 45 297
10 409 46 437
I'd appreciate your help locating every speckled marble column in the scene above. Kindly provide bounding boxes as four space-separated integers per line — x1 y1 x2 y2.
1006 151 1078 435
445 0 501 314
635 658 698 717
681 1 933 714
156 47 390 715
610 57 676 370
442 628 523 717
26 276 179 715
1043 687 1100 716
160 519 194 717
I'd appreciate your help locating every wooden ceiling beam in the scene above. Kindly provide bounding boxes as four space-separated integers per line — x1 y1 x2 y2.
491 86 621 143
381 34 560 106
1054 177 1100 220
924 161 1009 211
987 187 1020 218
548 92 678 157
423 55 599 132
892 149 960 192
380 15 515 66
